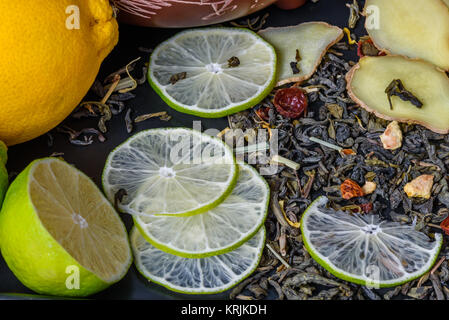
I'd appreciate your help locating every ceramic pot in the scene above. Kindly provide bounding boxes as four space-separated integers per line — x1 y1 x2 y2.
114 0 307 28
276 0 307 10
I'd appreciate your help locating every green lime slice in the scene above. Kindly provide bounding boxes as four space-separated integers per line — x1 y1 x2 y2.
102 128 238 217
131 226 266 294
301 196 443 288
134 163 269 258
0 158 132 297
148 28 277 118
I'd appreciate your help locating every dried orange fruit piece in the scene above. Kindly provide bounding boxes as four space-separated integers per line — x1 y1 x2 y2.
404 175 434 199
340 179 365 200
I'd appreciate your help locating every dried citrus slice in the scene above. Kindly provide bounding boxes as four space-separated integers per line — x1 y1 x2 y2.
102 128 238 217
134 163 269 258
148 28 277 118
301 197 442 288
131 226 266 294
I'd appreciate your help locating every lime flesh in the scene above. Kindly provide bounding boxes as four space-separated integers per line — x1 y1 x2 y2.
148 28 277 118
131 226 266 294
301 196 442 288
134 163 269 258
102 128 238 217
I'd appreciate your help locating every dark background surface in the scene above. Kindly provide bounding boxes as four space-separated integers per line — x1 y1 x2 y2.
0 0 364 300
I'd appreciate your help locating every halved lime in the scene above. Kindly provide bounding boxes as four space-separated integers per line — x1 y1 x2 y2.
131 226 265 294
301 197 443 288
102 128 238 217
0 158 132 297
148 28 277 118
134 163 269 258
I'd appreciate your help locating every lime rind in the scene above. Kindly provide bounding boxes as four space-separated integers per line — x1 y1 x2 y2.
102 128 238 217
131 226 266 295
148 27 277 118
134 163 270 258
0 141 7 165
300 196 443 288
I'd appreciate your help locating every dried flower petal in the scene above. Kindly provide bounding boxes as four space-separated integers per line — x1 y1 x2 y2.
360 203 373 214
341 149 356 156
380 121 403 150
440 216 449 236
404 175 434 199
341 179 365 200
255 107 270 121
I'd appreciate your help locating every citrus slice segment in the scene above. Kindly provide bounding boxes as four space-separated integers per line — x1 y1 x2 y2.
134 163 269 258
148 28 277 118
131 226 266 294
102 128 238 217
0 158 132 297
301 196 442 288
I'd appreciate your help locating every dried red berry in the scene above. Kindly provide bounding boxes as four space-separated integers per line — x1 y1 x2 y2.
360 202 373 214
273 87 308 119
340 179 365 200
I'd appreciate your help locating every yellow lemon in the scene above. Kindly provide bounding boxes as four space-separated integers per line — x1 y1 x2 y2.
0 0 118 145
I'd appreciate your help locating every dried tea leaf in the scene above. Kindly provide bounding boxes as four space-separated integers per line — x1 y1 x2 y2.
385 79 423 110
328 120 336 140
134 112 169 123
346 0 360 29
327 104 343 119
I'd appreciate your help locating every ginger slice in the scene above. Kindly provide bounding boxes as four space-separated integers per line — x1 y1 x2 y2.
365 0 449 70
258 22 343 87
347 55 449 134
